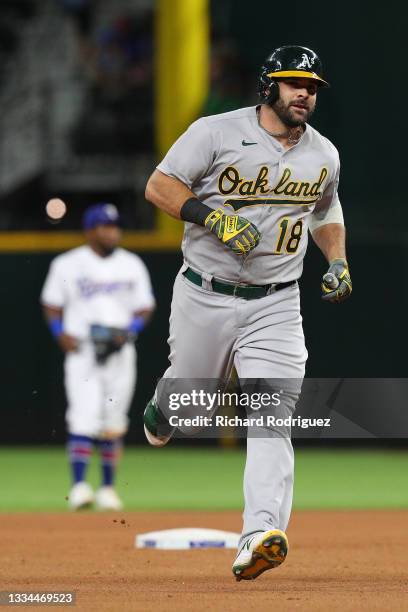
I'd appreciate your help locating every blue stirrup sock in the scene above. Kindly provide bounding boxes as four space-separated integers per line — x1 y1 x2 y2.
67 434 93 484
98 438 123 486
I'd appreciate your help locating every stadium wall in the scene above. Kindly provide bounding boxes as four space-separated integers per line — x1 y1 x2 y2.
1 244 404 444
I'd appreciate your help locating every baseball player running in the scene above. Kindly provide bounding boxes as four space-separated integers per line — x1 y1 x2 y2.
41 203 155 510
143 45 352 579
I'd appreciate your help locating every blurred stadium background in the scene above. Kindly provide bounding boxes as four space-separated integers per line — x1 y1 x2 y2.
0 0 407 513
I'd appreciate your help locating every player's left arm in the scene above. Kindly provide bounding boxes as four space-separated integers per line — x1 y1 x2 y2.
311 222 351 303
311 222 346 264
134 308 154 323
129 308 154 333
127 260 156 336
109 308 155 347
309 155 352 303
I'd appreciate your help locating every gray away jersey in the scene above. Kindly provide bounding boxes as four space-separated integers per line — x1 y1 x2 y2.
157 105 341 284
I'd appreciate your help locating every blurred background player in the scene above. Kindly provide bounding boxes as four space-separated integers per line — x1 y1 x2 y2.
40 202 155 510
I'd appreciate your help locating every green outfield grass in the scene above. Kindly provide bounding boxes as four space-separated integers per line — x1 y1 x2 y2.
0 446 407 512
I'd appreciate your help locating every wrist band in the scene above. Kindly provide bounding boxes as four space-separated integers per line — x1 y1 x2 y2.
180 197 213 226
48 318 63 338
128 316 145 334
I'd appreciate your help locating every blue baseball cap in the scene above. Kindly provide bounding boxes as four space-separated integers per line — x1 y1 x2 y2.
82 203 121 230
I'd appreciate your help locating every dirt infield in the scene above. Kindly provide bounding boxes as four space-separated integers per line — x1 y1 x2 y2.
1 510 407 611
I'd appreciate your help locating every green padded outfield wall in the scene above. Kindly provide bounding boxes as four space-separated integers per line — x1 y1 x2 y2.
1 244 406 444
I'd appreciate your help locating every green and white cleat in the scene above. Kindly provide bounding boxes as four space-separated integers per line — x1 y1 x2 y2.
232 529 288 581
143 396 175 447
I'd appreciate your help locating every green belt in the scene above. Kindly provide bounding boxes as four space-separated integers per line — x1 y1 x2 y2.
183 267 296 300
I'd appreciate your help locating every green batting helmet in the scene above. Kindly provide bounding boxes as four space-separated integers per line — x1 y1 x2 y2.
258 45 329 105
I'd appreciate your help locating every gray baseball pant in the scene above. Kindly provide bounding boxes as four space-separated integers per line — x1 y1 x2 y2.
160 267 307 545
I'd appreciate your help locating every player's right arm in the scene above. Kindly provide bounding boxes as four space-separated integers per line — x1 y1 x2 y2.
145 170 193 220
40 257 79 353
145 119 261 256
42 305 79 353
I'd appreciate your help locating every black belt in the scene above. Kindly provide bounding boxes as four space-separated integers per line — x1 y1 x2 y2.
183 267 296 300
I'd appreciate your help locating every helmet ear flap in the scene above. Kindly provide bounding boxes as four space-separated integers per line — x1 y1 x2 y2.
265 79 279 105
258 74 279 105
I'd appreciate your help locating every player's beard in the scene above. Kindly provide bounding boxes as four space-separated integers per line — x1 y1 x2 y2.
272 98 315 127
93 242 117 257
99 245 116 256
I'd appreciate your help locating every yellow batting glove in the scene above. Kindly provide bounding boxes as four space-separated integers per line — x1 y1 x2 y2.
205 209 261 255
321 258 352 303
